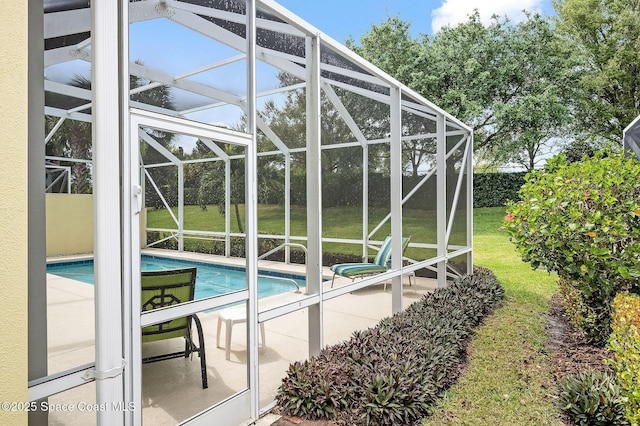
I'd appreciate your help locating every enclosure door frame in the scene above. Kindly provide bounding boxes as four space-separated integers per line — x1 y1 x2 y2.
125 109 259 425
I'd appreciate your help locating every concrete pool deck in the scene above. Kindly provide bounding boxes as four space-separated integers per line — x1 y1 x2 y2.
45 249 438 425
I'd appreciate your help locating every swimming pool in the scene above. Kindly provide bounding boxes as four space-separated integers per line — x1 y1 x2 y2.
46 255 306 300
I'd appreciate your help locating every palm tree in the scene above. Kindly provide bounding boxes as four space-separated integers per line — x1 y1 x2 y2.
45 75 93 193
45 63 175 195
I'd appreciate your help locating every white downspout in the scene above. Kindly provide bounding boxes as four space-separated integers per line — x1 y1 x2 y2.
91 1 125 424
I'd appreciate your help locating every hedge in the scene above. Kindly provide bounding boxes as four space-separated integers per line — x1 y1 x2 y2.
606 292 640 425
172 171 525 209
473 172 526 208
276 267 504 425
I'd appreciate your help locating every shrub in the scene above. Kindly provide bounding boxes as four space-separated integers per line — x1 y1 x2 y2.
558 278 612 345
276 267 504 425
559 370 629 426
473 172 526 208
606 292 640 425
503 150 640 344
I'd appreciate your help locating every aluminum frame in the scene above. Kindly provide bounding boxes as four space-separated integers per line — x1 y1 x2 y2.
33 1 474 424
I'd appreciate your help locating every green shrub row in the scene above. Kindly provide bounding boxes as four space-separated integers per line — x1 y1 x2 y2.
160 171 522 210
473 172 526 208
606 292 640 425
276 267 504 425
504 150 640 344
559 370 629 425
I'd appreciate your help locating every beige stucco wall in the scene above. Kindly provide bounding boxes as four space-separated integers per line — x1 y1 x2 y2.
0 2 29 424
46 194 148 256
46 194 94 256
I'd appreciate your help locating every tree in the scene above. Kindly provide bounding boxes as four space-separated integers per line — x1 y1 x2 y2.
45 75 93 193
554 0 640 143
45 64 176 196
350 13 578 170
195 141 245 233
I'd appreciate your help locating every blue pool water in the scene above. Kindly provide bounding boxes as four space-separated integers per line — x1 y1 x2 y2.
46 255 305 300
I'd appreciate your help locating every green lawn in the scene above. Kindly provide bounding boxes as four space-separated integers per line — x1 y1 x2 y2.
146 204 466 258
423 207 559 425
148 205 560 424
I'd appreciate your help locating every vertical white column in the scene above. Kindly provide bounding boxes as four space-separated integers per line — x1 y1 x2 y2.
285 154 291 264
306 34 323 356
92 1 124 424
245 0 260 419
362 145 369 261
120 2 135 424
126 119 141 426
178 163 184 251
225 159 231 257
466 133 474 275
436 115 447 288
390 87 403 313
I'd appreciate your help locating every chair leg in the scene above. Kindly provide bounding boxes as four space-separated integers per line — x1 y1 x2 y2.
190 314 208 389
331 272 336 288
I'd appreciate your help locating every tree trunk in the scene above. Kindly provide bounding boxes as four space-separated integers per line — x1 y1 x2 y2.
234 203 243 234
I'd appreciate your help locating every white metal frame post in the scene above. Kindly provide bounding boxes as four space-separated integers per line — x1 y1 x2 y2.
92 1 125 424
466 134 474 274
306 33 323 356
245 0 260 419
362 145 369 261
436 114 447 288
284 154 292 264
390 87 403 313
178 162 185 251
225 158 231 256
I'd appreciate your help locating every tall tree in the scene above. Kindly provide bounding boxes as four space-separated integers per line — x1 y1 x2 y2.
350 13 578 170
554 0 640 143
45 64 175 196
45 75 93 193
195 141 246 233
258 82 390 176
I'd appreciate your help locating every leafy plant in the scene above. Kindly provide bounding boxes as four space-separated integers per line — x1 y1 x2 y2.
276 267 504 425
606 292 640 425
473 172 526 208
558 277 611 345
504 150 640 344
559 370 629 426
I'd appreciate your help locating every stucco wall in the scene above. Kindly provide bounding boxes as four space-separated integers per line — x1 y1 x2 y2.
0 2 29 424
46 194 148 256
46 194 94 256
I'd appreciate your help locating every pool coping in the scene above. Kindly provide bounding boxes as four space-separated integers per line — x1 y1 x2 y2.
46 248 334 282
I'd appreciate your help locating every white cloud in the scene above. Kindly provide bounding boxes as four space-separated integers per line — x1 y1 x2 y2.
431 0 544 33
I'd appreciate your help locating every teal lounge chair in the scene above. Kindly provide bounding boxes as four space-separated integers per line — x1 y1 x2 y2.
141 267 208 389
330 236 411 288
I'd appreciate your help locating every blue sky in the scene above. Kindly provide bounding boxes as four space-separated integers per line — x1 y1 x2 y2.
277 0 555 42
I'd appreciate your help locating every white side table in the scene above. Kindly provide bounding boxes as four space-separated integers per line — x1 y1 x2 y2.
216 307 266 360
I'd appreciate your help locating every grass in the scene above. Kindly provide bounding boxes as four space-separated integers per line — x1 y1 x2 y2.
148 204 561 423
423 207 560 425
146 204 463 258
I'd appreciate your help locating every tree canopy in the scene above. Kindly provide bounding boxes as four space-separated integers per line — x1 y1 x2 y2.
349 12 578 171
554 0 640 144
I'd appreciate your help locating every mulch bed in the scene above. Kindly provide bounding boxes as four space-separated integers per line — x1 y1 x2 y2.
271 293 613 426
546 293 612 383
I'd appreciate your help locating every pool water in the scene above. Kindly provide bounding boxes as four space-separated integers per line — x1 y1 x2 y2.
46 255 306 300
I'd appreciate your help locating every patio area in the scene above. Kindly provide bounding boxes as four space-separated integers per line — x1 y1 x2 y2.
46 250 437 425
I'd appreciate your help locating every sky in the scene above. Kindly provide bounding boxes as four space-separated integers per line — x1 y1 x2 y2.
45 0 556 154
276 0 555 43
